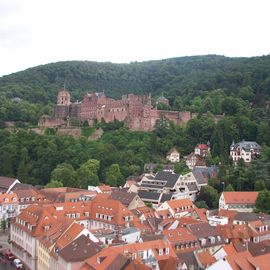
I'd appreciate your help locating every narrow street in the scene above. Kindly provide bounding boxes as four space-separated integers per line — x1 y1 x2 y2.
0 230 21 269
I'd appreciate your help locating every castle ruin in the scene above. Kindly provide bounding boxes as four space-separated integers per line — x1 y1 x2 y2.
40 89 198 131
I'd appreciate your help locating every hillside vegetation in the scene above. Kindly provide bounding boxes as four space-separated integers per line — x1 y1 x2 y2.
1 55 270 103
0 55 270 193
0 55 270 125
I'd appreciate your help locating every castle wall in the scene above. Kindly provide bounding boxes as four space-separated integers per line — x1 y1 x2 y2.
54 105 70 119
38 116 66 128
52 90 220 131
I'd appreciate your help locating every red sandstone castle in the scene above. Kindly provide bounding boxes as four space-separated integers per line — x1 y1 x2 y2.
40 89 198 131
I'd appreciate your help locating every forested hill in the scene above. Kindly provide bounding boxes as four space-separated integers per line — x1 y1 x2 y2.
1 55 270 105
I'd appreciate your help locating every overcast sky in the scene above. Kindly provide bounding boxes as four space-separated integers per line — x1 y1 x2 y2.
0 0 269 76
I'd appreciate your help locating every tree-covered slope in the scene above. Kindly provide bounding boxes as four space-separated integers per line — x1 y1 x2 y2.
1 55 270 104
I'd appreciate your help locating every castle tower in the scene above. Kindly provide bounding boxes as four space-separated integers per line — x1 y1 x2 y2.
57 90 71 106
54 90 71 118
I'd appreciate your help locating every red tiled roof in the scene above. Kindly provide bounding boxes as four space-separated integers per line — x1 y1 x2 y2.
195 144 209 150
0 193 18 204
166 199 194 212
163 227 197 244
222 192 259 204
196 250 216 267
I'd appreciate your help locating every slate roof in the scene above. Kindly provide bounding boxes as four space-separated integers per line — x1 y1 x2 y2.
192 166 218 185
234 212 270 222
188 222 220 239
138 191 161 201
11 183 34 191
0 176 18 192
186 183 198 192
58 235 102 262
231 140 261 151
178 252 200 270
160 193 173 203
140 183 165 190
248 241 270 257
154 172 180 188
109 190 137 206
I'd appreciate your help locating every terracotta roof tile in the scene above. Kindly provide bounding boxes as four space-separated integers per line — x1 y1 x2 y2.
195 144 209 150
223 191 259 204
55 222 85 249
166 198 194 213
196 250 216 267
0 193 18 204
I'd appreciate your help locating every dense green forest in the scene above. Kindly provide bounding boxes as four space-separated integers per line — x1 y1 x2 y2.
0 116 270 192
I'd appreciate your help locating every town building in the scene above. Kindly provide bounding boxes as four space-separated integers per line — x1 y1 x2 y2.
219 191 259 212
194 143 210 157
0 193 19 222
157 198 195 218
109 190 145 210
166 147 180 163
57 234 102 270
230 140 261 164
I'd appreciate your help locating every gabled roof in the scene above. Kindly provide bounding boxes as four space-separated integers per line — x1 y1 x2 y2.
226 250 258 270
166 198 194 212
15 204 58 237
0 176 18 191
55 222 85 249
195 144 209 150
188 222 221 239
196 250 216 267
138 191 161 201
231 140 261 151
234 212 270 222
82 248 129 270
109 190 137 206
14 188 46 202
160 193 173 203
154 171 180 188
167 147 179 155
38 217 73 248
97 185 112 193
192 166 218 185
58 234 101 262
90 197 136 226
222 191 259 204
163 227 197 244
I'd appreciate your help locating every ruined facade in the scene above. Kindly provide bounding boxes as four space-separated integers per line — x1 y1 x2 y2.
52 89 197 131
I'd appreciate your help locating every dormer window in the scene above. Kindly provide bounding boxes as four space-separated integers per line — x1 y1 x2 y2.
159 249 163 256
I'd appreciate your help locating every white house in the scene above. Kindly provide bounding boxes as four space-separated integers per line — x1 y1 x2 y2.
230 140 261 164
194 143 210 157
166 147 180 163
0 193 19 222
